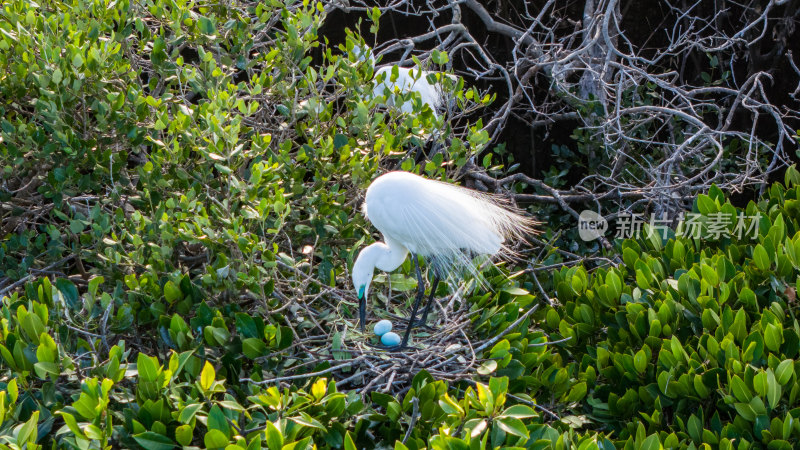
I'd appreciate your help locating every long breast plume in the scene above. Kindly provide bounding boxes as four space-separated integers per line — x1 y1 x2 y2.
365 172 536 288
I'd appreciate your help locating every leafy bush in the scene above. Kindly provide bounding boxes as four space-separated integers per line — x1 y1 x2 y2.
6 170 800 448
3 0 800 449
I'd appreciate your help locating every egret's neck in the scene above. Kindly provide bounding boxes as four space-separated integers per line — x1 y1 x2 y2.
362 237 409 273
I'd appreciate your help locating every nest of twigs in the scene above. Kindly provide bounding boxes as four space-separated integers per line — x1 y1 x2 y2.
254 270 542 397
336 309 495 396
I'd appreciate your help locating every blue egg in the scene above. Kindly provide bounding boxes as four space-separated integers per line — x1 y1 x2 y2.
373 319 393 336
381 331 402 347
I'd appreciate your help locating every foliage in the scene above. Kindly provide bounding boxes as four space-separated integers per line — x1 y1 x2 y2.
526 167 800 449
2 0 800 448
7 168 800 448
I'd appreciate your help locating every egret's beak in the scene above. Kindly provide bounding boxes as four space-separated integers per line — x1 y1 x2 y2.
358 286 366 332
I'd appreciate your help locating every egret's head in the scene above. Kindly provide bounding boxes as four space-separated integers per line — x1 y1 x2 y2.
352 247 376 301
352 246 378 332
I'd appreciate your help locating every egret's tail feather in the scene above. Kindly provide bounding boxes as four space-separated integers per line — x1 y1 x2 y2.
388 176 537 290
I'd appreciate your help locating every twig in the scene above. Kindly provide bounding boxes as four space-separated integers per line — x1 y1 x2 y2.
0 255 76 296
402 397 420 444
240 356 367 385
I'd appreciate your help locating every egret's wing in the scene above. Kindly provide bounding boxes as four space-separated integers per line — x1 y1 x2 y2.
364 172 534 283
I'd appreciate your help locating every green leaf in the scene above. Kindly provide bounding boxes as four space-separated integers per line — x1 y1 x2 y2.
175 425 192 446
501 287 529 296
567 382 588 403
137 353 159 382
344 431 357 450
495 417 529 439
19 309 45 344
200 361 215 390
634 349 647 374
291 412 326 430
500 405 537 419
179 403 203 424
697 194 716 214
235 313 259 338
387 273 417 291
56 412 87 439
333 134 349 149
85 424 103 440
17 411 39 444
606 271 622 299
477 360 497 375
207 405 230 437
640 434 662 450
198 16 216 35
133 431 176 450
776 360 794 385
33 361 59 379
767 369 781 409
282 437 312 450
242 338 268 359
734 402 756 421
264 421 283 450
163 280 182 303
753 244 770 271
730 375 751 403
475 382 494 414
739 287 757 307
765 323 783 352
438 393 464 416
7 379 17 404
688 414 702 442
204 429 229 449
636 269 652 290
0 345 15 370
753 371 768 396
431 50 449 65
701 264 719 286
56 278 79 307
69 219 85 234
88 276 104 297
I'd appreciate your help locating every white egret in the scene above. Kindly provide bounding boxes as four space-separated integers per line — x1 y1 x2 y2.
352 171 535 348
351 45 455 119
371 66 455 119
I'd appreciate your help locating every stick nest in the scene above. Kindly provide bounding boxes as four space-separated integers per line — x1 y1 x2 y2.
250 271 541 397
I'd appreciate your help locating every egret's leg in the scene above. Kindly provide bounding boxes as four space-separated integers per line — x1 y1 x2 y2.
400 254 426 348
359 296 366 332
417 274 440 327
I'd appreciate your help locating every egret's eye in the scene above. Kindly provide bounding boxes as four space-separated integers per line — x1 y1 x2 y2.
358 285 366 299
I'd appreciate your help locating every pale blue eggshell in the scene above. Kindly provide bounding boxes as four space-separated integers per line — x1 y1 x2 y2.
381 331 401 347
373 319 393 336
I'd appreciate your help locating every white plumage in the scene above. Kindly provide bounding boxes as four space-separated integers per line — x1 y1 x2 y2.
351 45 454 119
352 171 534 347
366 171 517 257
371 66 453 118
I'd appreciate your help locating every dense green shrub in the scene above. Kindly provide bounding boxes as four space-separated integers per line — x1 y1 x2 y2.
0 0 489 339
5 168 800 448
3 0 800 449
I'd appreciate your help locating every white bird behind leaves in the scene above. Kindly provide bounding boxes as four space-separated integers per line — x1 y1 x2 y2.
371 67 455 119
350 45 455 119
